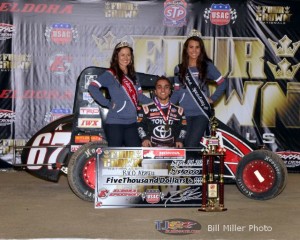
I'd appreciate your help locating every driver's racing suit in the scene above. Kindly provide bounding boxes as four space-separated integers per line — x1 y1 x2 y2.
137 102 187 147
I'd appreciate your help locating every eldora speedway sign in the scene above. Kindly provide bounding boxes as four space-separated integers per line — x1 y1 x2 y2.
95 147 203 208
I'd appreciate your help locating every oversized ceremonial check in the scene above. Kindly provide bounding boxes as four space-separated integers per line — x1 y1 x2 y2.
95 148 203 208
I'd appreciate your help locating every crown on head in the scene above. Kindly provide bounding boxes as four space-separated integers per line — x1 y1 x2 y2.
115 41 130 49
188 29 202 38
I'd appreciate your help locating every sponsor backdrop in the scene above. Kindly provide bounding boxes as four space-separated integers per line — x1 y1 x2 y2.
0 0 299 170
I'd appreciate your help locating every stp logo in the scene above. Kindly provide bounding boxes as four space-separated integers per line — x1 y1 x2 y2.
163 0 187 27
164 4 186 20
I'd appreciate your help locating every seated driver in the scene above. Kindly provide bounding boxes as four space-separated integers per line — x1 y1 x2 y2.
137 76 187 148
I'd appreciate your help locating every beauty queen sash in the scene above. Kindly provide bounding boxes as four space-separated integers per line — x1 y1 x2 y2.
185 68 212 119
121 75 138 107
109 69 138 108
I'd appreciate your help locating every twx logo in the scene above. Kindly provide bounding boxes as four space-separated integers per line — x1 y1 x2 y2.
78 118 102 128
204 3 237 25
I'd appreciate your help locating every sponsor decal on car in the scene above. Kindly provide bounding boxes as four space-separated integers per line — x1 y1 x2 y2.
74 135 102 143
82 92 94 104
71 145 81 152
44 108 72 123
79 107 100 115
74 135 90 143
78 118 102 128
84 75 98 89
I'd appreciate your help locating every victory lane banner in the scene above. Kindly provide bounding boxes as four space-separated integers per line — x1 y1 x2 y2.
95 147 203 208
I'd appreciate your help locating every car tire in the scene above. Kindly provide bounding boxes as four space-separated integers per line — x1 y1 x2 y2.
67 141 107 202
235 149 287 200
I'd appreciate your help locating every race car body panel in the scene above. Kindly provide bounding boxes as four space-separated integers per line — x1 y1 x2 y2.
20 113 257 182
19 67 288 202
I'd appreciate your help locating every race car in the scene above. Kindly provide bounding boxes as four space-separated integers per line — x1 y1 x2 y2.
20 67 288 204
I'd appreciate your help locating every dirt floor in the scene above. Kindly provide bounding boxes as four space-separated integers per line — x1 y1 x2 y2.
0 170 299 240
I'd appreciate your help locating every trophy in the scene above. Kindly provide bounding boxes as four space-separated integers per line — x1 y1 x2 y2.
198 116 227 212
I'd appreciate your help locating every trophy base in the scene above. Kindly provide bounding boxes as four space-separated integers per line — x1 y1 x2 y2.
198 205 227 212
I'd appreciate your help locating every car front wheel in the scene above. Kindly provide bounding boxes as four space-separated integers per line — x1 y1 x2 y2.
235 149 287 200
67 141 107 202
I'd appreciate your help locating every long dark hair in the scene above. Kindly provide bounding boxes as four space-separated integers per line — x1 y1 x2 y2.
110 43 136 85
179 36 212 86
